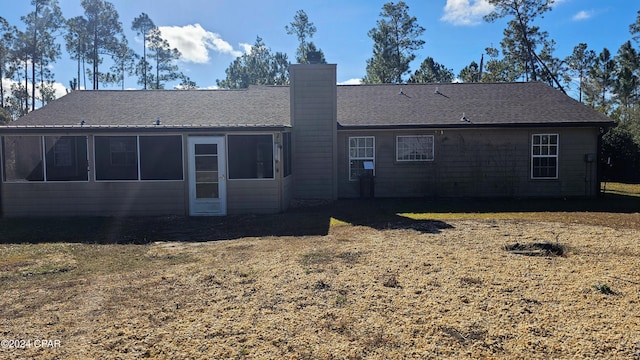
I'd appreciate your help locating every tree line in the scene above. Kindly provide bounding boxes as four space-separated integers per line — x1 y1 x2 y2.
1 0 640 181
0 0 193 121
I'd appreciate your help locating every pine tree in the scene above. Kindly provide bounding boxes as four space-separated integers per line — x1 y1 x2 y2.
363 1 425 84
217 36 289 89
285 9 326 64
409 57 454 83
131 13 156 89
21 0 64 109
81 0 126 90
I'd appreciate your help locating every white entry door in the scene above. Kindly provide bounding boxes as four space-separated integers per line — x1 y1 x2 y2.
188 136 227 216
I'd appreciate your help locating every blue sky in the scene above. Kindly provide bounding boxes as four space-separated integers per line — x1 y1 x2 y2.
2 0 639 97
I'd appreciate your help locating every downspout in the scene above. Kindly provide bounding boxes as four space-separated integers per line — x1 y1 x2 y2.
0 136 3 217
597 126 610 197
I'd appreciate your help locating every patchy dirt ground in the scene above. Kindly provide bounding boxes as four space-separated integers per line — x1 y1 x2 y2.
1 217 639 359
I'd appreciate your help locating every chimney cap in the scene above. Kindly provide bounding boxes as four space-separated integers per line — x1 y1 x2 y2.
307 51 321 64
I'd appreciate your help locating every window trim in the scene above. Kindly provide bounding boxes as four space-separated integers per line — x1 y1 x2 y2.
396 135 435 162
94 134 184 182
282 132 292 178
531 133 559 179
348 136 375 181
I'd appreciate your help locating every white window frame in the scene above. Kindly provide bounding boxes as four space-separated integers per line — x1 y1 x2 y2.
396 135 434 162
531 134 559 179
348 136 375 181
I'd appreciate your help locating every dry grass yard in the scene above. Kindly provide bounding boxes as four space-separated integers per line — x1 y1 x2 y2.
1 186 640 359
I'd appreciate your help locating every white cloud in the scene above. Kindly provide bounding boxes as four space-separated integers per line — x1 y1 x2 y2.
158 24 242 64
1 77 13 96
1 77 68 108
441 0 494 26
239 43 253 54
338 78 362 85
572 10 593 21
51 81 68 99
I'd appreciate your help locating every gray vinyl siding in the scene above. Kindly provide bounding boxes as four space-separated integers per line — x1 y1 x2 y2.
226 179 281 214
282 174 294 210
338 127 600 199
1 181 185 217
556 127 600 197
290 64 338 200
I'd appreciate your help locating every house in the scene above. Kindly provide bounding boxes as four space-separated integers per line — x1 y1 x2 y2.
0 64 614 216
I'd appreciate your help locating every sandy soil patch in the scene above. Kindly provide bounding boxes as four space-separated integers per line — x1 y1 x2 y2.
1 219 639 359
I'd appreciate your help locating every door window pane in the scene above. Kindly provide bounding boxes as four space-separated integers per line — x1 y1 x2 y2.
194 143 219 199
196 183 219 198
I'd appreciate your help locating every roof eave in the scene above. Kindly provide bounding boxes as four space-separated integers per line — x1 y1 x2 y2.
337 121 615 130
0 124 291 134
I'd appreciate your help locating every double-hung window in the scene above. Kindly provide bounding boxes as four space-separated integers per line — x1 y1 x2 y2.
531 134 558 179
396 135 434 161
349 136 375 181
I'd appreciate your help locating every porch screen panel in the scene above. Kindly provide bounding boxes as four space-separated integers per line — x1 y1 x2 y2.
95 136 138 180
2 136 44 181
139 136 183 180
228 135 274 179
44 136 88 181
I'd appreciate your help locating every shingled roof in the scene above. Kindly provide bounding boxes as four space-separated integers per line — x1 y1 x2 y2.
335 82 613 128
6 82 613 129
10 86 291 128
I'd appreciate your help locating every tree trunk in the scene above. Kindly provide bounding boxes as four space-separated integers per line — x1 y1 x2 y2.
93 25 98 90
513 7 537 82
0 65 4 108
31 3 38 111
24 61 29 114
143 35 147 90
